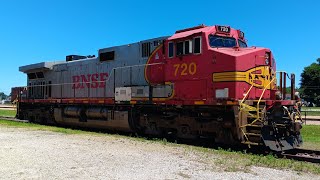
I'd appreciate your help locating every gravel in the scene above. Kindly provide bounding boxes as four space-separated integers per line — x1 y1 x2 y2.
0 127 318 180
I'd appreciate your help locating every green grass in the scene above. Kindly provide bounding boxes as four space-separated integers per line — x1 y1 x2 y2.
301 125 320 150
0 109 16 117
0 120 99 135
0 119 319 175
188 146 320 174
301 107 320 116
302 107 320 110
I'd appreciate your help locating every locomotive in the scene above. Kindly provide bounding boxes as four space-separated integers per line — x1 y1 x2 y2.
13 24 303 151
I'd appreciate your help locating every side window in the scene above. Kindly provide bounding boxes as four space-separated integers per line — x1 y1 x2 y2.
184 40 192 54
100 51 115 61
28 73 36 80
168 42 174 58
176 40 193 56
194 37 201 54
36 72 44 79
176 42 184 56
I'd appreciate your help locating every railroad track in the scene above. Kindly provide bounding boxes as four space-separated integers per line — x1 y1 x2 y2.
0 116 319 163
281 149 320 163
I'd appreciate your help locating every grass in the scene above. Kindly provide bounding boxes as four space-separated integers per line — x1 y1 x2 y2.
0 109 16 117
0 119 93 134
301 107 320 116
187 146 320 174
301 125 320 150
0 119 319 175
302 107 320 110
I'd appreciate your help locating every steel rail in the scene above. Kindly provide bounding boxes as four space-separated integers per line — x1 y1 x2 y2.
280 148 320 163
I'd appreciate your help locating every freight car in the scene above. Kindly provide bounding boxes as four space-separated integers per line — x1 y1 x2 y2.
13 24 303 151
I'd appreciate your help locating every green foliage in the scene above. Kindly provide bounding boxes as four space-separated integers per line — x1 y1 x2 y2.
300 58 320 106
300 125 320 151
0 109 16 117
0 92 8 100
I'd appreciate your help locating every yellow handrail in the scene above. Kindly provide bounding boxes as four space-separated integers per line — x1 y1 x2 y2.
240 76 276 129
240 84 254 104
256 76 276 120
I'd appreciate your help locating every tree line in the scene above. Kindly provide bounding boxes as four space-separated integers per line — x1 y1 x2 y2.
0 92 8 100
300 58 320 106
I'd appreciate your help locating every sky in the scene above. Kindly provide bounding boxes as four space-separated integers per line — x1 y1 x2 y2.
0 0 319 95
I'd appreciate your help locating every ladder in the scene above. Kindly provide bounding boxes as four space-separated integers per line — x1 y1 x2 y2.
239 77 276 147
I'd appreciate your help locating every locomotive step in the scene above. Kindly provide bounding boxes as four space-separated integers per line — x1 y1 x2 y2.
245 124 262 127
245 133 261 137
241 141 262 146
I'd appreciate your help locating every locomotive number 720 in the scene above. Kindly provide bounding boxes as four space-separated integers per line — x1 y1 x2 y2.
173 63 197 76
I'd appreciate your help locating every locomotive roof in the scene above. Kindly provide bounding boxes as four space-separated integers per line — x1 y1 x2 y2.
168 26 214 40
19 61 64 73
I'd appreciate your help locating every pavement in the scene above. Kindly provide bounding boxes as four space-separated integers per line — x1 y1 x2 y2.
0 105 16 111
303 116 320 125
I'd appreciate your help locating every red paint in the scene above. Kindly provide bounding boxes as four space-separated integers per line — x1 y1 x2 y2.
145 25 277 104
72 73 109 89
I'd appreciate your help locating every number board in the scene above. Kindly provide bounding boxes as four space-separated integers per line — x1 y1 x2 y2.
216 26 231 34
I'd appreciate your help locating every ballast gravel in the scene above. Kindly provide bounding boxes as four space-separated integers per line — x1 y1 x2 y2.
0 127 318 180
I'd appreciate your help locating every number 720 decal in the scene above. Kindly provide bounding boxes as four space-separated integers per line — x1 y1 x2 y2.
173 63 197 76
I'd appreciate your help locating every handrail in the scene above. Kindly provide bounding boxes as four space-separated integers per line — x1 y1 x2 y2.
240 84 254 108
255 76 277 120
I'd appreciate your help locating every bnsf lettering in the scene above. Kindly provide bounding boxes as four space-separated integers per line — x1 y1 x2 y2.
72 73 109 89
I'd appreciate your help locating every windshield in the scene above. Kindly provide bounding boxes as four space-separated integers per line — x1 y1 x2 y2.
209 35 237 48
238 39 247 47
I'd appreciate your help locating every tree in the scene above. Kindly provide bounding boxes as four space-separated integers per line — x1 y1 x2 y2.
0 92 7 100
300 58 320 106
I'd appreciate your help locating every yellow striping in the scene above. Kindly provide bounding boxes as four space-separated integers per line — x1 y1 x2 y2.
212 66 275 89
194 101 205 105
130 100 137 104
227 101 238 105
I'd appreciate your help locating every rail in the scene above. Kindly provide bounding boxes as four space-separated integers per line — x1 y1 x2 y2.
280 148 320 163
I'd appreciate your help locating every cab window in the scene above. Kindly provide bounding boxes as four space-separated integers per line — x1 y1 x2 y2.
209 35 236 48
193 37 201 54
168 42 174 58
238 39 247 48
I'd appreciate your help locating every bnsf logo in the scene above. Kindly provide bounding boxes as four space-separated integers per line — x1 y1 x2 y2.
72 73 109 89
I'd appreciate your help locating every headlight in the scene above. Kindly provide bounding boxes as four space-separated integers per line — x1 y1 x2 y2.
265 53 270 65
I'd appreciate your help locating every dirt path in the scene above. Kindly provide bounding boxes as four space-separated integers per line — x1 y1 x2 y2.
0 127 318 180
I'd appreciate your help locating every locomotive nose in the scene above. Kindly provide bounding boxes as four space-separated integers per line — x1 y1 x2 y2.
211 47 274 68
212 47 276 100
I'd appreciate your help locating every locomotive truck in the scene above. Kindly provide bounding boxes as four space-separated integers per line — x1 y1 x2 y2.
13 24 303 151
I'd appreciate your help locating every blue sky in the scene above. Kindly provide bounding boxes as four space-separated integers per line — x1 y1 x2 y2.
0 0 319 94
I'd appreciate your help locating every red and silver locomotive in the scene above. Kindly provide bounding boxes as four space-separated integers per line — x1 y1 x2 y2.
14 24 303 151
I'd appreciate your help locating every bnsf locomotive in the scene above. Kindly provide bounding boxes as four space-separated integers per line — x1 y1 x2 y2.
13 25 303 151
